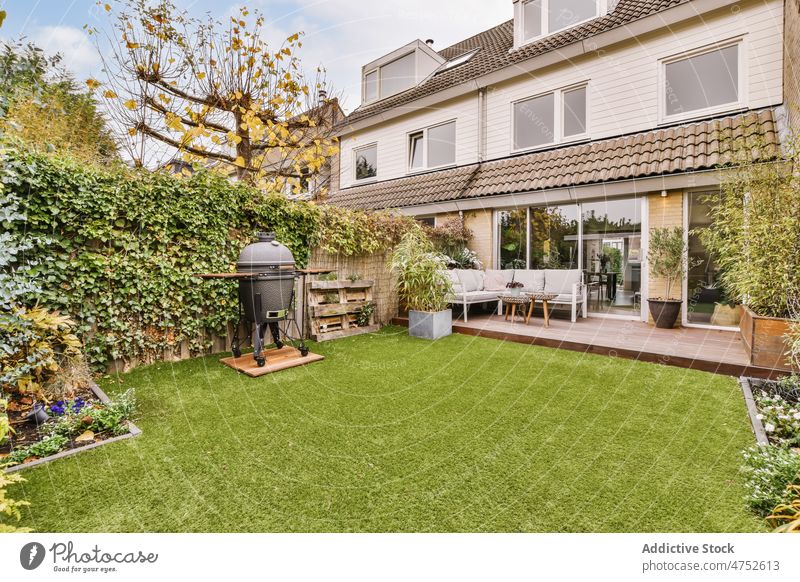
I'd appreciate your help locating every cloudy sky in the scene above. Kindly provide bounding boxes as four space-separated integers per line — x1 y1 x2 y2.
0 0 511 112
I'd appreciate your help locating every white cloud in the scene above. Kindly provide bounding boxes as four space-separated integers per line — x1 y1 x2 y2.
31 25 100 82
258 0 512 112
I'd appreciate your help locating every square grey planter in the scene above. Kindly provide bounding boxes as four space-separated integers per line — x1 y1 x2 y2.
409 309 452 340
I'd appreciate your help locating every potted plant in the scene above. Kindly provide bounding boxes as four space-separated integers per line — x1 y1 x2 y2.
391 229 453 340
506 273 524 297
647 227 700 329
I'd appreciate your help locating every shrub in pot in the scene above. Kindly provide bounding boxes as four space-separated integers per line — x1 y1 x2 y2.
391 229 453 340
647 227 700 329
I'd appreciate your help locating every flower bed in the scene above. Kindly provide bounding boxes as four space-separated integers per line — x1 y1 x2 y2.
1 383 139 472
739 375 800 530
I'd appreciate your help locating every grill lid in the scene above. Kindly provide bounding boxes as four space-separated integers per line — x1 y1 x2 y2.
236 232 296 271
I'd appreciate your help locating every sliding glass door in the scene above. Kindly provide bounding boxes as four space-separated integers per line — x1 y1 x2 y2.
581 197 643 317
685 191 741 328
496 197 645 320
529 205 579 270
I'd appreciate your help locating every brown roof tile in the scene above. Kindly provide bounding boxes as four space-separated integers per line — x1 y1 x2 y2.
328 109 778 210
344 0 688 125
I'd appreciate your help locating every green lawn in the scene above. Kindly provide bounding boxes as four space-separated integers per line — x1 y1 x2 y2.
12 327 763 532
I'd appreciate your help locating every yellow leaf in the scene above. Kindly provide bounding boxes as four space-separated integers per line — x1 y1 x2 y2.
126 41 141 49
86 78 102 90
104 4 111 12
234 156 246 168
128 127 137 136
196 72 206 80
103 90 117 99
124 99 137 110
75 430 95 443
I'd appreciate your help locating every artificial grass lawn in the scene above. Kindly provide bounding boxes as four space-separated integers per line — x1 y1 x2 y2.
13 327 763 532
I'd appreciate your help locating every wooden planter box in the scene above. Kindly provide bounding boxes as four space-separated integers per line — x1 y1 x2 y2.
739 305 793 371
308 280 379 342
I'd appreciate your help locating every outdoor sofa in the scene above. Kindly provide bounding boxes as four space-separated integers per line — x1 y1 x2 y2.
446 269 588 323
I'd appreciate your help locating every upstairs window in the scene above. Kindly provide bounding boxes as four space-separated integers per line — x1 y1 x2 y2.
662 42 741 121
408 121 456 172
364 70 378 103
354 144 377 181
522 0 602 43
513 84 588 151
363 52 417 103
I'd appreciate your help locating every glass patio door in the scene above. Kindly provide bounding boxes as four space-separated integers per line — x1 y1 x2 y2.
580 197 643 317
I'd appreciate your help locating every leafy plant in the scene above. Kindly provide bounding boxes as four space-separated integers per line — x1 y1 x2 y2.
741 445 800 516
355 302 375 327
6 434 69 466
43 389 136 440
700 133 800 318
0 396 12 446
0 305 83 396
318 272 338 282
446 248 482 270
0 470 31 533
348 274 362 283
774 376 800 403
391 229 453 313
647 227 700 300
768 485 800 532
426 217 473 259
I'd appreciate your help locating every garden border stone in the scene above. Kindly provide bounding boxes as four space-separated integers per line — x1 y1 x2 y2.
3 382 141 474
739 376 770 446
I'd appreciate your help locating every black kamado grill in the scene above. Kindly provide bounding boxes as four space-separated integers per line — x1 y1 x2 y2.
202 232 310 368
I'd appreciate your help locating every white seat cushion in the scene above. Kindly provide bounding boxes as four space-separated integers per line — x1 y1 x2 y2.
544 270 581 295
514 270 545 293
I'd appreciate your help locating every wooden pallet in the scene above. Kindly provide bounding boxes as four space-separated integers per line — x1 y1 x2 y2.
220 346 324 377
308 280 378 342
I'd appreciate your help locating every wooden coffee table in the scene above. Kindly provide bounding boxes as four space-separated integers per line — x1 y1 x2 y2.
526 293 558 327
498 294 531 324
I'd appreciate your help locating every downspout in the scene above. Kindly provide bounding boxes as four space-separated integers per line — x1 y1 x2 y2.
478 87 488 163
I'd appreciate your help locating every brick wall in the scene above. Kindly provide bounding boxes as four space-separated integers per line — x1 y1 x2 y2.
464 209 494 269
308 249 399 326
786 0 800 132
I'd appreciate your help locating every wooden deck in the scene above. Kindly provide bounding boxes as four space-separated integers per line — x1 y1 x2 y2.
394 311 783 379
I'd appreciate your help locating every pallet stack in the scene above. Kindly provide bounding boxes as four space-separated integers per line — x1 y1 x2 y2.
308 279 380 341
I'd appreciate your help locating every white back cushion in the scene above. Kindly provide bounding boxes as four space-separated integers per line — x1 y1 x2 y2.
455 269 484 292
445 270 463 294
544 269 581 295
484 270 510 291
514 270 545 292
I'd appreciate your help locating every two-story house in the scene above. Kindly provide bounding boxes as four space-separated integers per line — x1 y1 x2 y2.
328 0 795 329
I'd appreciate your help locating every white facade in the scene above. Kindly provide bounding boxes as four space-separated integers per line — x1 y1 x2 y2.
338 0 784 189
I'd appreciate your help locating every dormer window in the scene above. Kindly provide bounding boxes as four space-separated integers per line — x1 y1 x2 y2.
518 0 606 46
361 40 446 104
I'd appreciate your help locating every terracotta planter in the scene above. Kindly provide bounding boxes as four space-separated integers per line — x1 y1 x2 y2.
739 305 793 371
648 299 682 329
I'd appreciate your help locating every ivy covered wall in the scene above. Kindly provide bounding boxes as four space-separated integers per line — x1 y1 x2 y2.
0 141 411 370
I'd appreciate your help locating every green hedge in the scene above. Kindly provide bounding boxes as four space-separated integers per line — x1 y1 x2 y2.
1 141 411 369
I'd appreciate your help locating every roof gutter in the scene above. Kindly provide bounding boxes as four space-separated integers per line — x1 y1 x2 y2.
394 168 732 216
339 0 747 135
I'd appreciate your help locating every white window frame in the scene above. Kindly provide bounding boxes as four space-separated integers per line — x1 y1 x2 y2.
353 143 378 183
658 38 747 125
511 82 589 154
520 0 606 46
363 69 379 104
406 120 457 174
362 51 417 104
